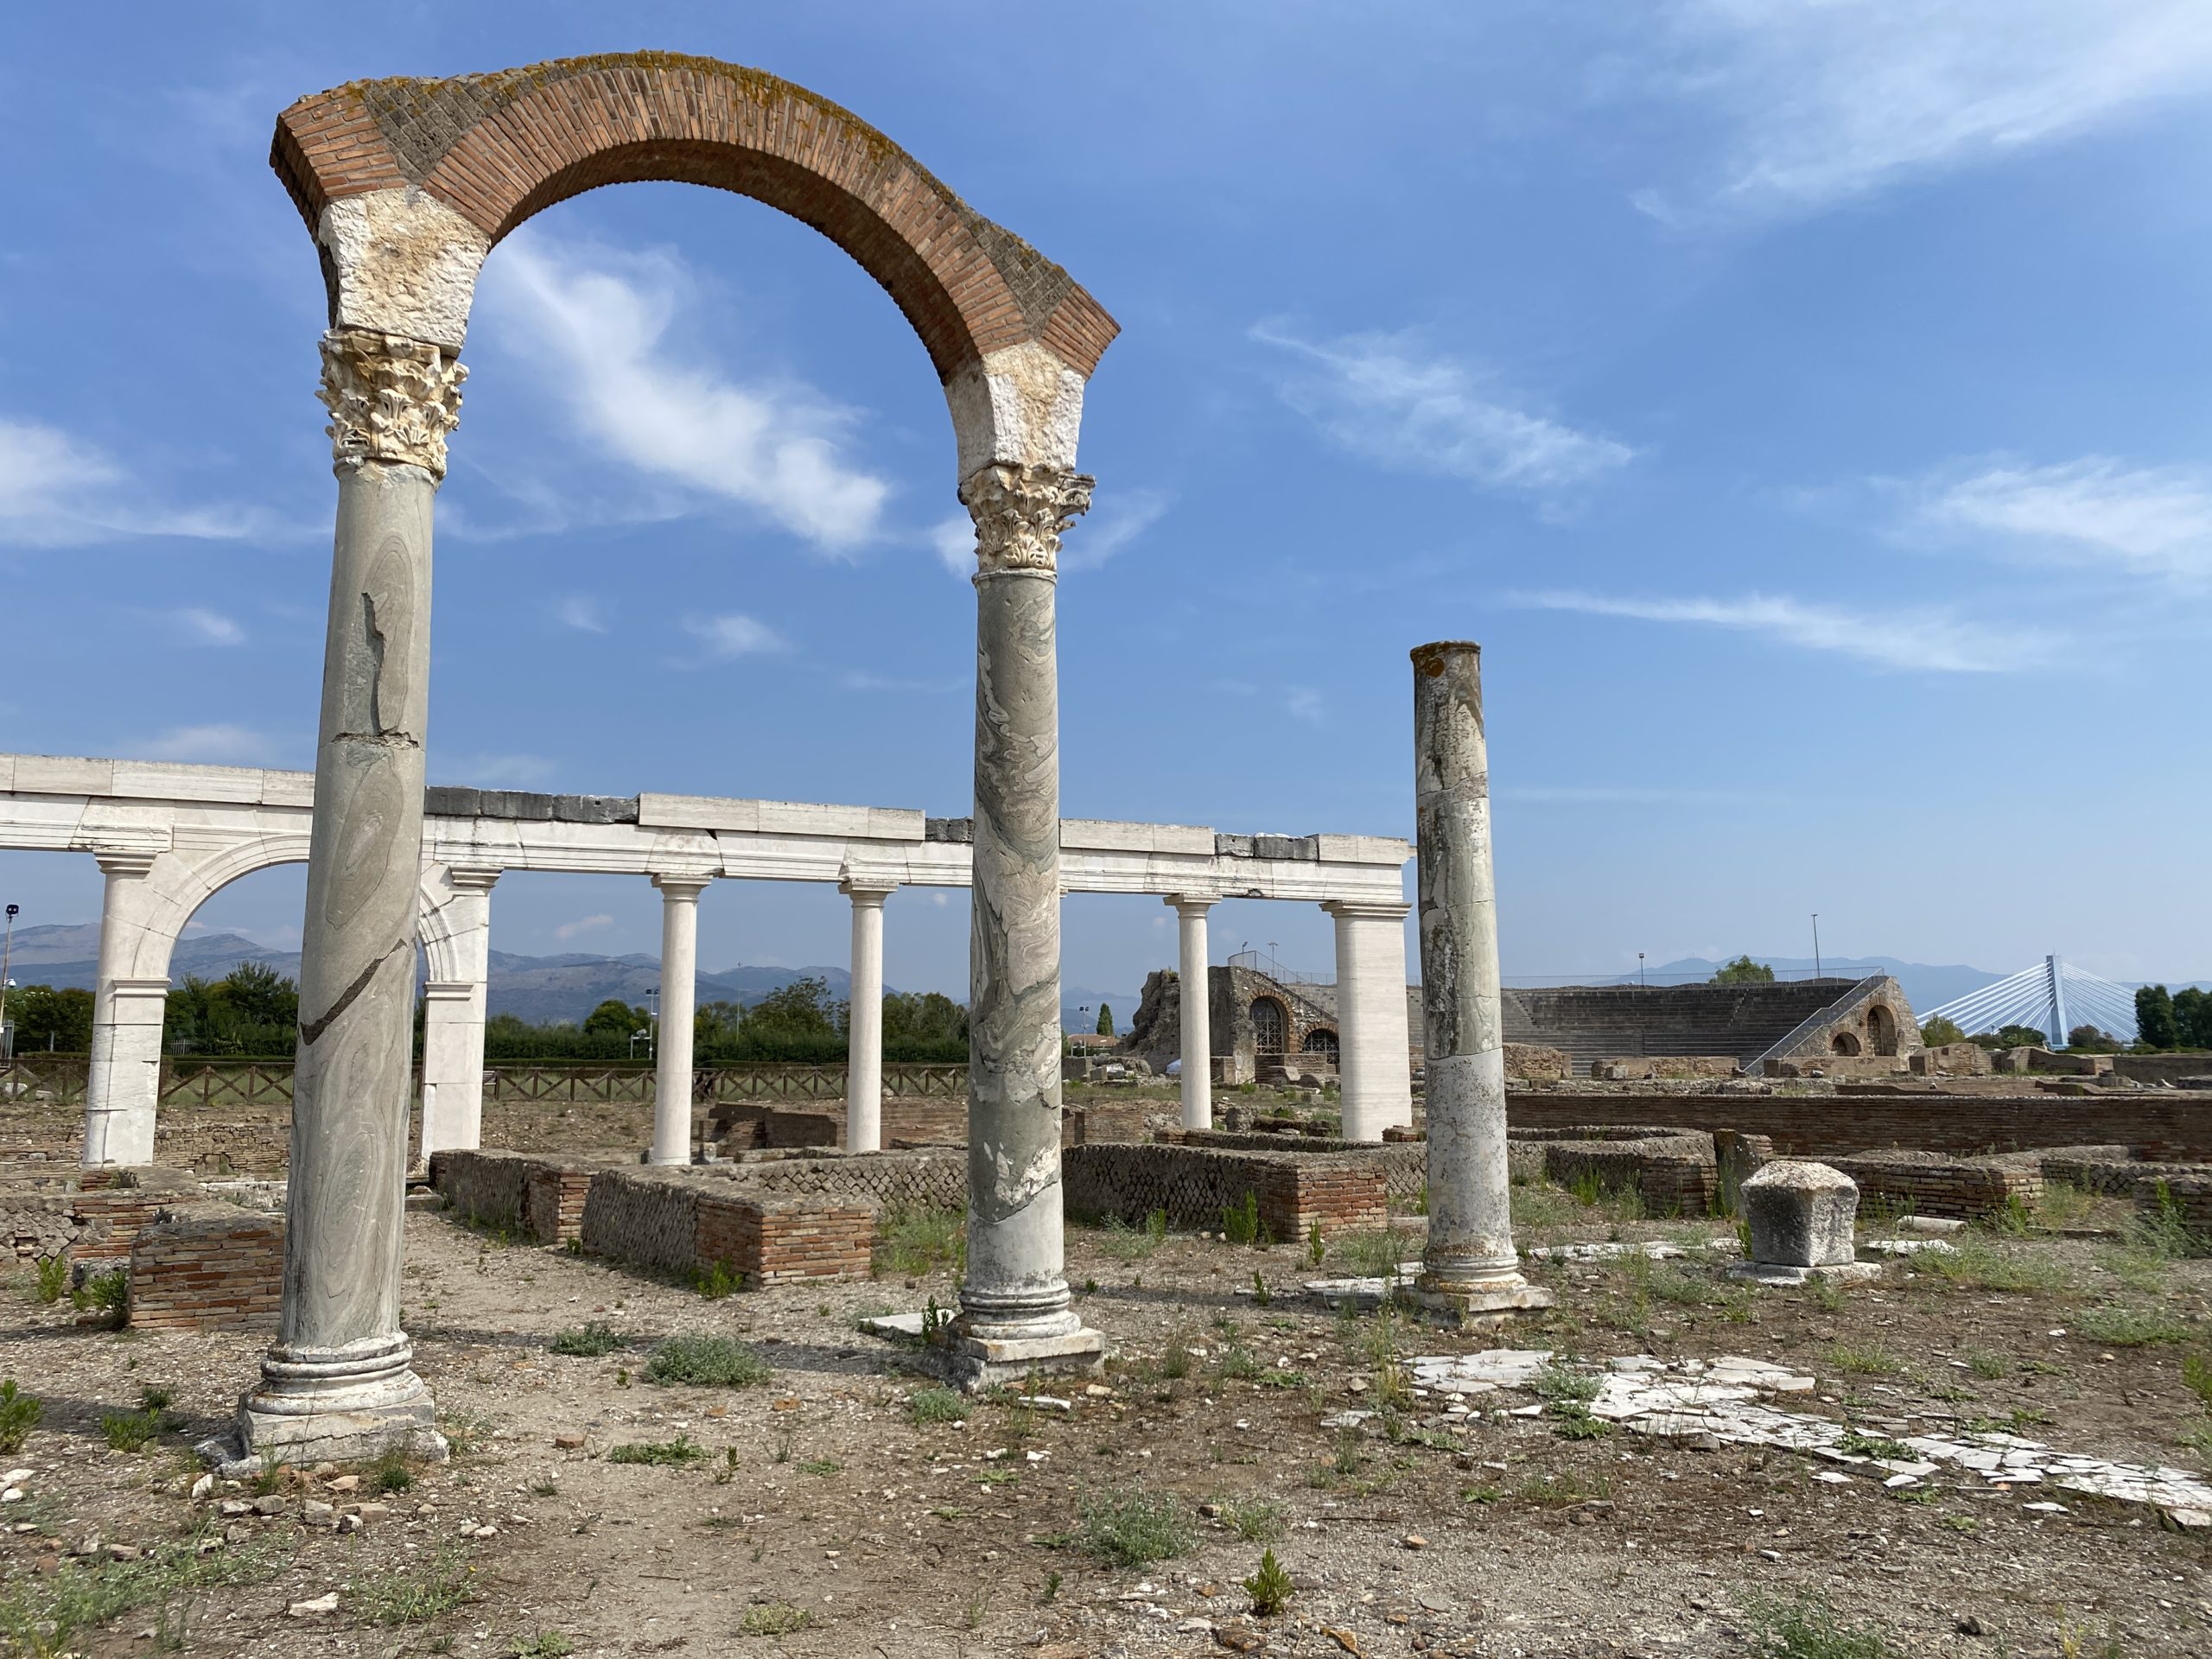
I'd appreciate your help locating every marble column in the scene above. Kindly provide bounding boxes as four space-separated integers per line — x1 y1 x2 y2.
1409 641 1547 1319
842 881 893 1154
417 868 498 1163
1167 895 1216 1131
650 874 710 1167
1326 900 1414 1143
81 851 166 1167
952 461 1102 1384
226 326 463 1471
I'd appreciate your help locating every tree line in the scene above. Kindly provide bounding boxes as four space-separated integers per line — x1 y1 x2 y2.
2 964 972 1064
2134 985 2212 1052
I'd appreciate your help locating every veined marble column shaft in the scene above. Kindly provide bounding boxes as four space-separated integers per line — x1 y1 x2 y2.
81 851 166 1166
959 463 1090 1346
229 327 462 1470
418 868 498 1162
651 874 710 1167
1412 641 1539 1308
1169 896 1215 1131
842 882 892 1154
1327 900 1414 1142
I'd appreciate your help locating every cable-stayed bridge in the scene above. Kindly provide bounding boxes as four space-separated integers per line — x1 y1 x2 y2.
1917 956 2139 1049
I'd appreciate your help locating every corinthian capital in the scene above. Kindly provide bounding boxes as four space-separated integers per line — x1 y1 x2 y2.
959 463 1095 575
317 327 467 479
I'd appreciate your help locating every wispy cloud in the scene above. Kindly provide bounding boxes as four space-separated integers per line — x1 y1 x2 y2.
555 594 609 634
555 913 615 943
173 607 245 646
475 231 891 553
1509 588 2042 673
1250 326 1634 498
1063 487 1172 574
136 723 281 765
0 419 272 548
840 671 963 695
1632 1 2212 223
1904 456 2212 590
930 514 975 578
681 612 788 664
1286 687 1325 727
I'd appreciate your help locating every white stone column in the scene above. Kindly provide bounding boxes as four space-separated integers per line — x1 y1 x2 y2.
1409 641 1547 1319
1326 899 1414 1143
842 881 893 1154
1167 894 1216 1131
650 874 710 1166
229 325 463 1472
952 461 1102 1382
418 868 498 1163
81 851 168 1166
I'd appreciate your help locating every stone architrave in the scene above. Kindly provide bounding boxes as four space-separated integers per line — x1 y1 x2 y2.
214 322 464 1472
1404 642 1550 1323
946 462 1103 1389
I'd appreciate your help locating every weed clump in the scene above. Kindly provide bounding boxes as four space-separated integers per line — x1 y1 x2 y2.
605 1434 709 1467
645 1334 771 1389
1077 1485 1194 1567
907 1386 965 1426
0 1380 40 1454
1244 1547 1294 1617
550 1320 622 1357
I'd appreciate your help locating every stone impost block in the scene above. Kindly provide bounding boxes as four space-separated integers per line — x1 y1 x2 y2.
1741 1159 1858 1268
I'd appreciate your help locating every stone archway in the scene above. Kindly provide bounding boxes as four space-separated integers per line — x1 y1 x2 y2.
1866 1003 1898 1058
1250 996 1289 1056
1830 1030 1863 1057
1301 1027 1340 1066
235 53 1120 1467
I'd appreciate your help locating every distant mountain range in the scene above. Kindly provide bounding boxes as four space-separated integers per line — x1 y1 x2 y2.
3 923 1141 1033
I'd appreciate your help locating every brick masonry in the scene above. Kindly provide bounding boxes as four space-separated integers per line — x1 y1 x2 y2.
127 1203 285 1331
1506 1091 2212 1162
1511 1127 1718 1216
1061 1143 1387 1241
1822 1151 2043 1220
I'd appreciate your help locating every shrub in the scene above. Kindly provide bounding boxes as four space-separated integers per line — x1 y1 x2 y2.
367 1447 416 1494
740 1603 810 1635
550 1321 622 1357
99 1409 159 1452
72 1268 128 1319
645 1335 771 1389
1244 1547 1294 1618
694 1261 742 1300
1222 1192 1264 1247
0 1380 41 1454
2183 1351 2212 1412
32 1256 67 1305
1212 1493 1286 1542
1077 1486 1194 1567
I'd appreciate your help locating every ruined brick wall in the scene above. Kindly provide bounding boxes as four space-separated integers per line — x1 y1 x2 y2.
721 1150 967 1213
1511 1127 1717 1215
579 1167 703 1276
1507 1091 2212 1161
1166 1129 1425 1202
1065 1103 1149 1144
429 1148 531 1231
2110 1055 2212 1087
2134 1173 2212 1239
127 1204 284 1331
695 1196 874 1287
1823 1152 2042 1220
1062 1144 1385 1240
524 1164 594 1243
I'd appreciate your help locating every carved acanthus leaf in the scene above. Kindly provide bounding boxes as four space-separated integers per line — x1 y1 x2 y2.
960 463 1095 575
317 327 466 478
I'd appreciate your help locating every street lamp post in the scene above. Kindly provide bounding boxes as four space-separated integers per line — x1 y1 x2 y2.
1637 951 1645 988
1812 914 1821 979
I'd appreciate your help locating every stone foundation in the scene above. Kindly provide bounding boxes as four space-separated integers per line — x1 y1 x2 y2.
1061 1143 1386 1240
1164 1128 1426 1203
127 1203 285 1331
1510 1126 1719 1215
0 1164 197 1262
1822 1150 2043 1220
428 1148 603 1243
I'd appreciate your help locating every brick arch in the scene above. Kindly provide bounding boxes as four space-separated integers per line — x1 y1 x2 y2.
270 53 1117 384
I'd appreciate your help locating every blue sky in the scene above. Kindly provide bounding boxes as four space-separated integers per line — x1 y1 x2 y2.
3 1 2209 1001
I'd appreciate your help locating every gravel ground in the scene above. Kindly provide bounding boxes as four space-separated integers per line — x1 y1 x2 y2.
3 1179 2210 1657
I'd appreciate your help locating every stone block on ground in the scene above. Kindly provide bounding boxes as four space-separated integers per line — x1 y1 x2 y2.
1740 1159 1857 1268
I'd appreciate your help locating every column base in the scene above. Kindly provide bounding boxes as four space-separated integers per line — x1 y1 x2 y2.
200 1336 447 1476
1398 1281 1556 1328
1726 1259 1886 1287
857 1311 1105 1395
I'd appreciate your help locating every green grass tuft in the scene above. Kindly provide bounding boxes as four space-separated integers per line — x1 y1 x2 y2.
644 1334 771 1389
550 1320 623 1357
1077 1485 1195 1567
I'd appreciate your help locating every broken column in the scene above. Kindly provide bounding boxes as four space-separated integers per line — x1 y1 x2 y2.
1408 641 1549 1320
1732 1160 1866 1284
947 461 1103 1387
225 321 467 1470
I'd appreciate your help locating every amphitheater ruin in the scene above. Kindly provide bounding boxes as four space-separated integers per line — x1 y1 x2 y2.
2 49 2209 1659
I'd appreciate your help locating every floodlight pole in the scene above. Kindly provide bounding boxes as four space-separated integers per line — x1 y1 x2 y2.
1812 913 1821 979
